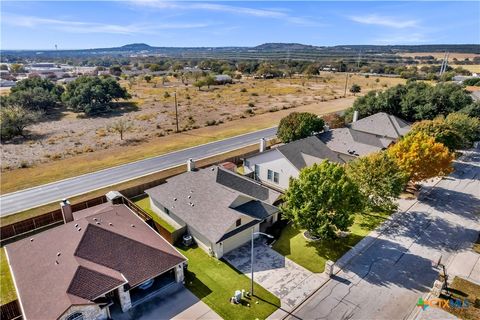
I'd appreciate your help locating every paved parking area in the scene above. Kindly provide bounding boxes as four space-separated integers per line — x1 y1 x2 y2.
112 283 221 320
223 240 327 310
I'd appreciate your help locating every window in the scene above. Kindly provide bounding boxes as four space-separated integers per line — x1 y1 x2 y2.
254 164 260 179
273 172 279 183
267 169 273 181
66 313 84 320
236 219 241 227
244 160 250 168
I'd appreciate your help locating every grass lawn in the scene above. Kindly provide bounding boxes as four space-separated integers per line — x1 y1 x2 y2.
0 248 17 305
133 196 176 233
273 211 390 273
445 277 480 320
177 245 280 320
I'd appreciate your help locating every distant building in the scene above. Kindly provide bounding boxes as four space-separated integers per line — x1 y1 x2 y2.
214 74 232 84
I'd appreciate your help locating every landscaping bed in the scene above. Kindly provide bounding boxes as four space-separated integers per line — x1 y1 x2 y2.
272 211 390 273
177 245 279 320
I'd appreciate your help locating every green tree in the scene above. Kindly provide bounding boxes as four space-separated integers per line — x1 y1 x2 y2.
10 64 25 74
204 75 215 88
346 152 409 210
62 76 131 115
144 75 152 83
282 161 363 239
349 84 361 96
444 112 480 148
7 77 63 112
409 118 463 151
109 65 122 76
346 82 474 122
0 105 42 139
277 112 325 143
193 80 205 91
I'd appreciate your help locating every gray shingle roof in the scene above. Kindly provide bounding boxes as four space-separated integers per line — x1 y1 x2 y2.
319 128 387 158
234 200 278 220
145 167 280 244
350 112 410 139
276 135 345 170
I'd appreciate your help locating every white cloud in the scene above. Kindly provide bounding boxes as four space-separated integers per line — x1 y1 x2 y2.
2 13 208 34
374 33 429 45
130 0 323 26
350 14 418 29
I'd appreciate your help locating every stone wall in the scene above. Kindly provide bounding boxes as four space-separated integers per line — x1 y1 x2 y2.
118 286 132 312
60 305 108 320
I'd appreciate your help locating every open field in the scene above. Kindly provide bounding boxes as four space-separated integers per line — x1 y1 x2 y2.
1 74 404 172
398 52 480 60
0 94 363 195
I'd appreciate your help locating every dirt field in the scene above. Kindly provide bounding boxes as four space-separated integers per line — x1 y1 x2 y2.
398 52 480 60
0 74 405 193
1 73 404 171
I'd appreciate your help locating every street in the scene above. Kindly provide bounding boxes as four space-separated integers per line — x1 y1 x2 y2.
0 127 277 216
288 147 480 320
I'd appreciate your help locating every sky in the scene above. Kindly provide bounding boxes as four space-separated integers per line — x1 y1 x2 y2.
1 1 479 50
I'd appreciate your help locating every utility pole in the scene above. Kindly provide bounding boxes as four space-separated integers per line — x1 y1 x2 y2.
174 92 179 133
344 72 349 97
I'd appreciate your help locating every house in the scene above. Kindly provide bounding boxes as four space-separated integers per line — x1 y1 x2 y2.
145 165 281 258
5 194 186 320
243 136 344 190
214 74 233 84
318 127 390 162
349 112 411 142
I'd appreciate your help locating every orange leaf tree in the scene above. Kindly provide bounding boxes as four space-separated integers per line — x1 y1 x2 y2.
387 132 455 183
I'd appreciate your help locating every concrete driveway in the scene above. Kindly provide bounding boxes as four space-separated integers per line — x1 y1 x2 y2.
112 283 221 320
223 240 327 310
287 148 480 320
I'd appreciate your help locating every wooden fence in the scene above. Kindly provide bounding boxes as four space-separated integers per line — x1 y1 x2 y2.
0 140 273 244
0 300 22 320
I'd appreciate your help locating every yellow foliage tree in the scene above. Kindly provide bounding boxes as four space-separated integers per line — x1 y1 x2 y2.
387 132 455 183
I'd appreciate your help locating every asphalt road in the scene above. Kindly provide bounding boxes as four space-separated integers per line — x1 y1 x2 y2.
0 127 277 216
288 147 480 320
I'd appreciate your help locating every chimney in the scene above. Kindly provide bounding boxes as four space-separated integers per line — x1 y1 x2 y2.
106 191 123 204
60 199 73 223
187 158 195 172
259 138 267 153
352 110 359 122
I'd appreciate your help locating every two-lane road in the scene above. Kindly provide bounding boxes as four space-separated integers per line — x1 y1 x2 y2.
0 127 277 216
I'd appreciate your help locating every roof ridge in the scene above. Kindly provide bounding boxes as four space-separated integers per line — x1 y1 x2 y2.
386 114 401 138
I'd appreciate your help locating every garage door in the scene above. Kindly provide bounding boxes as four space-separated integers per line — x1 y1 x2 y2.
222 227 253 254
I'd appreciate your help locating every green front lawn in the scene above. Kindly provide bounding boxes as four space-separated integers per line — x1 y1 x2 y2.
273 211 390 273
133 196 176 233
0 248 17 305
177 245 280 320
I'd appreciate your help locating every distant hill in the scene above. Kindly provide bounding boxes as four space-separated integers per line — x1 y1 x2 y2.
120 43 153 50
1 43 479 61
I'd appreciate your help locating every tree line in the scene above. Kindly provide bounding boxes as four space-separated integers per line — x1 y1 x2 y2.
1 76 130 140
